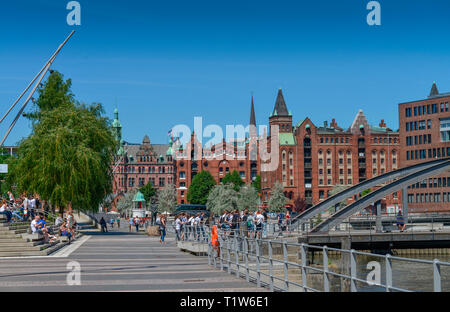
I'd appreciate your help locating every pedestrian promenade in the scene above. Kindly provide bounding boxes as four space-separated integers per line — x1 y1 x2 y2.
0 233 265 292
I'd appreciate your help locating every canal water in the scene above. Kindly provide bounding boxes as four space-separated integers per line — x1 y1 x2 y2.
324 254 450 292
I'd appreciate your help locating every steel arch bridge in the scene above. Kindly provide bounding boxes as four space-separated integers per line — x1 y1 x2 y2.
290 158 450 232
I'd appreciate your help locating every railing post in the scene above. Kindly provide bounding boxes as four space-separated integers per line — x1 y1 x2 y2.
283 241 289 291
301 243 308 292
256 238 261 288
234 235 239 278
433 259 442 292
323 246 330 292
219 234 224 271
227 237 231 274
244 237 249 282
350 249 357 292
385 254 392 292
268 240 274 291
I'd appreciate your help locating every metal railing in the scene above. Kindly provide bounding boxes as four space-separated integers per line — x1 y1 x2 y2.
177 226 450 292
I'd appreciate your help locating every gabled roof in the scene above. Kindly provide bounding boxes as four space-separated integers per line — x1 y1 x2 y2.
429 82 439 97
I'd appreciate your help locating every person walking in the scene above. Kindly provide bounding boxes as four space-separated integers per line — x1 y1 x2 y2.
99 217 107 232
128 216 133 232
134 217 140 232
159 215 167 245
116 216 121 228
109 218 114 229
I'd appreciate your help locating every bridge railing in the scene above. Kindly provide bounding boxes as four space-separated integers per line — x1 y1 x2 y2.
195 228 450 292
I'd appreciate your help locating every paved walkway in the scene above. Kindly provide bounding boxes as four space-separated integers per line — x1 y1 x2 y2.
0 233 265 292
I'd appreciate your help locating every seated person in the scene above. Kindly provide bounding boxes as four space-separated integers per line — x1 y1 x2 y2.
60 222 73 242
30 215 44 235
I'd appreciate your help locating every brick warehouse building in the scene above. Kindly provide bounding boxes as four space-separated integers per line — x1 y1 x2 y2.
399 83 450 213
173 98 260 204
261 89 400 211
111 108 176 209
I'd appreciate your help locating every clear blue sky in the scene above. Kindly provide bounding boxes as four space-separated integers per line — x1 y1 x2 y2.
1 0 450 145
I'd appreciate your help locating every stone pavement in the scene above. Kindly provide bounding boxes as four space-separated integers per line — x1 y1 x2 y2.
0 232 266 292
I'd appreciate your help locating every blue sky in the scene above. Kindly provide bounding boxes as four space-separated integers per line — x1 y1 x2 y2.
1 0 450 145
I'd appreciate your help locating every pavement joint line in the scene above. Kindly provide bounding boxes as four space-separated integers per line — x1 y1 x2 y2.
50 235 91 257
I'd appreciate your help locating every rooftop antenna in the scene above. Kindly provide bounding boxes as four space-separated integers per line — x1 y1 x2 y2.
0 31 76 146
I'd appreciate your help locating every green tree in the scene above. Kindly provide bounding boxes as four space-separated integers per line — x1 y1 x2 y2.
268 181 287 212
222 170 244 191
206 184 238 215
27 71 75 122
157 183 177 213
0 148 14 198
361 188 372 197
187 170 216 205
252 175 261 193
140 181 156 203
237 184 259 212
8 71 115 213
117 189 138 213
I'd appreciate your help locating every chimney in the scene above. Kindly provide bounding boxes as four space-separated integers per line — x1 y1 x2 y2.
330 118 337 128
379 119 386 128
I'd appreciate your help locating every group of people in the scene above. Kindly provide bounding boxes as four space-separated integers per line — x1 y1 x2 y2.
218 209 271 238
99 216 121 232
0 193 41 223
174 212 208 242
30 212 76 243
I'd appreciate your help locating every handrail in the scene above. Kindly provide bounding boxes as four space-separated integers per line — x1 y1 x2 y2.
179 226 450 292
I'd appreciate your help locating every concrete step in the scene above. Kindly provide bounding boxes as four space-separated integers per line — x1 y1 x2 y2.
0 245 49 252
0 250 47 257
0 242 36 247
0 233 22 238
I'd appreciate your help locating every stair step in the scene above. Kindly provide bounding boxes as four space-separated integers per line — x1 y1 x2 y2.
0 251 47 257
0 242 35 247
0 245 47 252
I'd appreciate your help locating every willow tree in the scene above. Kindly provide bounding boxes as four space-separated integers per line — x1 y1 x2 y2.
9 71 115 213
157 183 177 214
237 184 259 212
268 181 287 212
206 184 238 216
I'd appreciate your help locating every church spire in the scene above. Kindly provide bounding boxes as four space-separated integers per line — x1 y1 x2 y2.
250 95 256 126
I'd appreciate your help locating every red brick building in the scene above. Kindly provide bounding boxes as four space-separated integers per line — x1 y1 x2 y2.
173 99 260 204
111 109 176 209
261 89 400 211
399 82 450 213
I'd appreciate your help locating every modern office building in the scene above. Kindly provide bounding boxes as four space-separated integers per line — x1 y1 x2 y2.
399 82 450 213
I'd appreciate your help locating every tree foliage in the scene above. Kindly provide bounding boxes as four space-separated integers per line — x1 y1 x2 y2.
206 184 238 215
140 181 156 203
268 181 287 212
237 184 259 212
252 175 261 193
157 183 177 213
8 71 115 213
117 189 138 212
222 170 244 191
293 196 307 213
187 170 216 205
